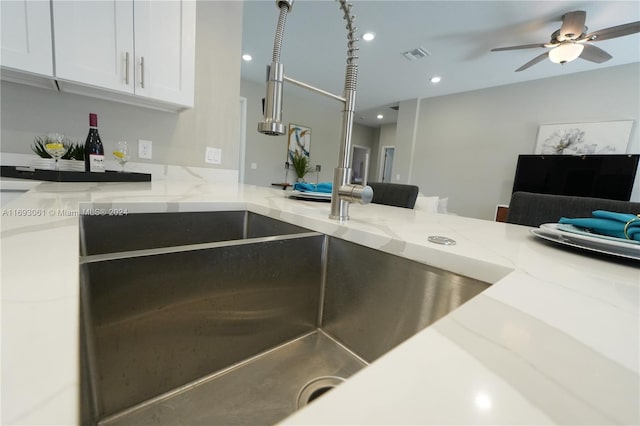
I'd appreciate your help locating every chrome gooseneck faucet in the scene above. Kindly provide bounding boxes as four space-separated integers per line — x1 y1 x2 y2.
257 0 373 221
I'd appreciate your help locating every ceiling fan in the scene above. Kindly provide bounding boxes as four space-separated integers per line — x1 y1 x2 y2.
491 11 640 72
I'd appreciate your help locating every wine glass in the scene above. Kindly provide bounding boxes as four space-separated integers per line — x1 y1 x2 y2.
113 141 129 172
43 133 68 171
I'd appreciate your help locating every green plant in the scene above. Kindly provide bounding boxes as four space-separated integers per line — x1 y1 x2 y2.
66 143 85 161
31 136 52 158
31 136 83 160
290 150 313 180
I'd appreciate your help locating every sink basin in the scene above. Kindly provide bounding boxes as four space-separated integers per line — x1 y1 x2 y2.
80 210 311 256
80 210 490 425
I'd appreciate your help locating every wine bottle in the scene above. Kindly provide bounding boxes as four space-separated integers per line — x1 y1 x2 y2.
84 113 105 172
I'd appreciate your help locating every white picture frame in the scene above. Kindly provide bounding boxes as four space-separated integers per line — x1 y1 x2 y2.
534 120 633 155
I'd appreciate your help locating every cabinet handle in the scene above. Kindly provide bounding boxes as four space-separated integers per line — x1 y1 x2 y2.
125 52 130 85
140 56 145 89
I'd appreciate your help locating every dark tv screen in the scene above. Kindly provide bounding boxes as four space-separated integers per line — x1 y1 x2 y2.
512 154 639 201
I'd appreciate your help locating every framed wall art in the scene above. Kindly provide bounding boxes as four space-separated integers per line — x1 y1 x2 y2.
534 120 633 155
287 124 311 161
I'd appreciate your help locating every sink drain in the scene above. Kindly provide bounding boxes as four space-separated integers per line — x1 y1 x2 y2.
296 376 345 408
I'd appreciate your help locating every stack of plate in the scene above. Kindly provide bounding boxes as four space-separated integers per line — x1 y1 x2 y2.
30 158 85 171
31 158 55 170
289 190 332 202
59 160 85 171
531 223 640 260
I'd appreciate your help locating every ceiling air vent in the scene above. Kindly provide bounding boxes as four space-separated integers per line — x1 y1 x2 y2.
389 105 399 111
402 47 430 61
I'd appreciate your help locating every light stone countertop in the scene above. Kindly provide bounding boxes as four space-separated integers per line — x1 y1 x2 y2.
0 177 42 192
1 181 638 425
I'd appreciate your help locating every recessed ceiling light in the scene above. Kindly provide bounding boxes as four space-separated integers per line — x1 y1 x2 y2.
430 76 442 84
377 114 384 119
362 32 375 42
242 54 252 61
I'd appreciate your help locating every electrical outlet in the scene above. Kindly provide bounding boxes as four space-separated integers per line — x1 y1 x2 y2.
251 162 258 170
205 147 222 165
396 174 401 181
138 139 152 159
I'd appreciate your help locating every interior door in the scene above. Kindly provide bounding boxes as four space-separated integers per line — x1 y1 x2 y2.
382 147 395 182
351 145 370 185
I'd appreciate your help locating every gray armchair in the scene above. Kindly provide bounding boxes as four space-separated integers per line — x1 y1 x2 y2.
506 191 640 227
367 182 419 209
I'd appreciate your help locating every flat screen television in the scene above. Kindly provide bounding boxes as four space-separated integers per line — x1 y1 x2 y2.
511 154 639 201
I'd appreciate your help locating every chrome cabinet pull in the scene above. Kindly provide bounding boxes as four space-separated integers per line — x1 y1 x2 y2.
125 52 130 85
140 56 145 88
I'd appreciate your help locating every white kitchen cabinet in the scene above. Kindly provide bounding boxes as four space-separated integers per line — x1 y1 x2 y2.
134 0 195 107
0 0 54 77
52 0 195 109
53 0 134 94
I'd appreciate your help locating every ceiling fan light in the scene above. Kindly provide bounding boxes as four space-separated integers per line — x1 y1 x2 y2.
548 43 584 64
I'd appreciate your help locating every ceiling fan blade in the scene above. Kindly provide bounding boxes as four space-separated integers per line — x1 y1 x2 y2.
491 43 547 52
559 10 586 41
515 52 549 72
579 43 613 63
584 21 640 42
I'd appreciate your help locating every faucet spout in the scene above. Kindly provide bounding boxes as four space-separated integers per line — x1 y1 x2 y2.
257 1 292 136
258 0 373 221
257 62 286 136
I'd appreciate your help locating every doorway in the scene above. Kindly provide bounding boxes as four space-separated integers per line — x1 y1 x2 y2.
238 97 247 184
350 145 370 185
380 146 395 182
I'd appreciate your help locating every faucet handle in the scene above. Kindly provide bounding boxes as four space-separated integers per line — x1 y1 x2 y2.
338 184 373 205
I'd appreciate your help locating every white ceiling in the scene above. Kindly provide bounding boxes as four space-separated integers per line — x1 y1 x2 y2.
240 0 640 127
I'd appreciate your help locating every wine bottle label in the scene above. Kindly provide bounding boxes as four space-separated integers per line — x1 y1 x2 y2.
89 154 105 173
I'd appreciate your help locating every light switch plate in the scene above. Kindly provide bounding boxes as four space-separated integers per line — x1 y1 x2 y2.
138 139 152 159
205 147 222 165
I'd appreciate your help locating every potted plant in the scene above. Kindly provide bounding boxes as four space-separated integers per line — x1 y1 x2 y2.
290 150 313 182
31 135 85 171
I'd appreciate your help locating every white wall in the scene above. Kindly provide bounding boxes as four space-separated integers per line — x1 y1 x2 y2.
1 1 243 173
395 63 640 220
240 78 379 186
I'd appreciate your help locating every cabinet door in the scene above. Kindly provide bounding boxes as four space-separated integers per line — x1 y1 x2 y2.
53 0 134 94
1 0 53 76
133 0 195 107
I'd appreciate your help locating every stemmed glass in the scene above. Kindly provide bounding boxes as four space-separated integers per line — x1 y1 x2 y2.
113 141 129 172
43 133 68 171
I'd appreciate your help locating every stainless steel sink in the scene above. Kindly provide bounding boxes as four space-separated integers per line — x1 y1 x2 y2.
80 210 311 256
80 211 490 425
